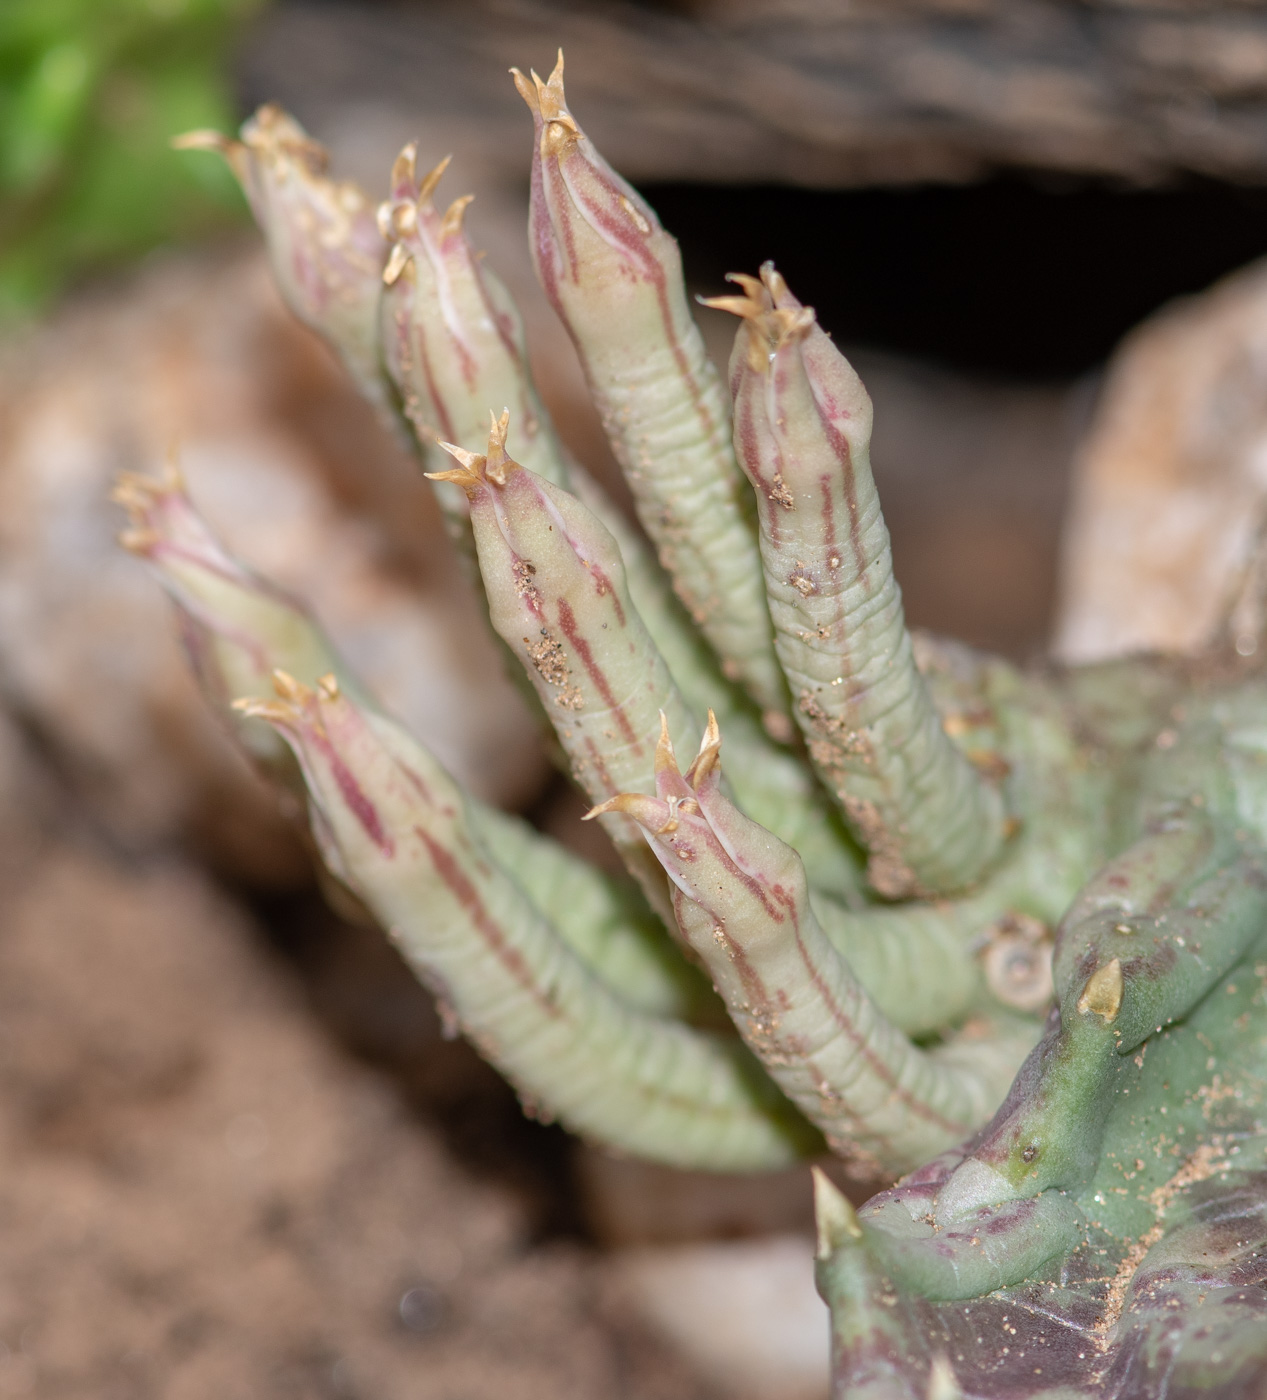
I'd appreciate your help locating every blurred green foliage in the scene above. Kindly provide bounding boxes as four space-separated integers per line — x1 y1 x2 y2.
0 0 260 320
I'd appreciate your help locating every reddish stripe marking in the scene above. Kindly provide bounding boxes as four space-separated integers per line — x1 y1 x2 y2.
308 729 394 857
735 376 782 548
814 398 864 573
473 259 529 377
530 126 565 317
789 921 966 1135
395 759 433 806
545 156 580 286
819 476 839 566
556 596 639 748
674 881 899 1160
665 814 785 926
418 223 481 390
452 334 479 392
671 815 963 1135
558 148 719 449
413 826 562 1018
415 320 456 442
587 565 625 625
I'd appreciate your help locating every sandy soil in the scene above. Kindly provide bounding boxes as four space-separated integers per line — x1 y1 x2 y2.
0 769 714 1400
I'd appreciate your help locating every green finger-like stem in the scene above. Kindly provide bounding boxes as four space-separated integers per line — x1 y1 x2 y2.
257 126 866 903
175 106 393 422
513 54 791 736
241 676 818 1168
579 473 867 904
114 464 359 778
376 143 571 533
713 265 1009 897
812 894 996 1038
592 720 1030 1177
114 465 714 1022
812 662 1124 1035
475 805 716 1021
428 419 705 923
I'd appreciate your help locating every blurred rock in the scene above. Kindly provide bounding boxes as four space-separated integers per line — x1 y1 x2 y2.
0 247 548 883
247 0 1267 191
1056 258 1267 662
609 1234 828 1400
0 838 709 1399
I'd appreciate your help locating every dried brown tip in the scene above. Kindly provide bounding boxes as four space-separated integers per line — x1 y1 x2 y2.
536 50 568 122
426 442 487 497
684 710 722 789
417 152 453 207
584 791 677 836
759 260 792 306
173 128 246 180
728 271 767 301
271 669 311 704
238 104 330 179
482 409 520 487
172 129 235 155
439 193 474 240
382 242 412 286
510 66 538 114
653 711 678 775
232 697 297 725
696 293 763 320
697 272 769 320
111 457 186 518
118 528 159 556
391 141 419 197
702 269 812 370
517 50 578 155
110 473 160 514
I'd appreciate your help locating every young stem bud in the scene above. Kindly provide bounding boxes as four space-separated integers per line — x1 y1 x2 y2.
429 415 699 923
175 106 391 418
376 144 570 500
715 263 1009 897
113 463 351 778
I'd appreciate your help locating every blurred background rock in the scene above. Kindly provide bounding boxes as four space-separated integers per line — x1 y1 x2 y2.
5 2 1267 1397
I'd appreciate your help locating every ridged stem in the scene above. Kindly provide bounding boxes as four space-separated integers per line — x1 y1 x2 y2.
713 265 1009 897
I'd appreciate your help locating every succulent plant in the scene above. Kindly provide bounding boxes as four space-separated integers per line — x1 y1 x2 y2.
123 53 1267 1398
